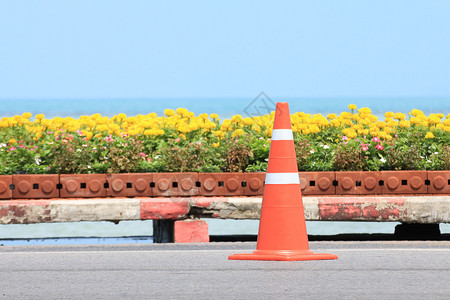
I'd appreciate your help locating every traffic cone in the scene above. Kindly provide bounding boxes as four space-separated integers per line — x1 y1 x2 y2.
229 102 337 261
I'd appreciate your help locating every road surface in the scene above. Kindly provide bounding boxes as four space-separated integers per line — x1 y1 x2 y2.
0 241 449 299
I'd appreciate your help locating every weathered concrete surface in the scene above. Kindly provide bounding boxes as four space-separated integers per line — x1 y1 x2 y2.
140 198 189 220
0 200 51 224
0 196 449 224
174 219 209 243
51 199 140 222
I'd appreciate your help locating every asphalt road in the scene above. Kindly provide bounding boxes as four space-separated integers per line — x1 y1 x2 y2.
0 241 449 299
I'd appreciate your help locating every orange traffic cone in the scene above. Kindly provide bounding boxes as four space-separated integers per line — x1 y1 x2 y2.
229 102 337 261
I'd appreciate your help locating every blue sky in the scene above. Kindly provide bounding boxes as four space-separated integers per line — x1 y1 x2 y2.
1 1 450 99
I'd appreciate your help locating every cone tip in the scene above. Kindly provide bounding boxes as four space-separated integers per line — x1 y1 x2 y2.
276 102 289 109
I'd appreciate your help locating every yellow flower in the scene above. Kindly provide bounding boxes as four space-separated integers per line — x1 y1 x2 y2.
393 112 405 121
327 113 337 120
309 125 320 134
242 117 253 126
359 107 372 114
35 114 45 120
96 124 108 131
9 138 16 144
428 115 441 125
212 142 220 148
210 113 219 119
348 104 357 110
176 108 188 116
22 112 32 119
399 121 410 128
231 114 243 123
376 121 386 128
232 128 244 137
411 109 423 117
164 109 175 117
435 123 444 130
385 112 394 118
425 132 434 139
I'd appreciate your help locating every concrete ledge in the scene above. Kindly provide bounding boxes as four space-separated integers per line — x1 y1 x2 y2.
0 196 449 224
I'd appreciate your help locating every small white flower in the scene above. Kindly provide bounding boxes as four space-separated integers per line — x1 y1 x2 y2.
34 158 41 165
310 150 315 154
77 149 82 152
87 165 91 169
323 145 330 149
0 143 6 148
434 152 439 155
380 158 386 163
155 155 161 159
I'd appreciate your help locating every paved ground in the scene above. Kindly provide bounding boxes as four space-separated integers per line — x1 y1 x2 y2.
0 241 449 299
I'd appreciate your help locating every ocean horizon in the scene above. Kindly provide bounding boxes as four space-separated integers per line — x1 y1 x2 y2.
1 97 449 119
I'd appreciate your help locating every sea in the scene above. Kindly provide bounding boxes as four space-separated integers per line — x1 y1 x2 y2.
0 97 449 245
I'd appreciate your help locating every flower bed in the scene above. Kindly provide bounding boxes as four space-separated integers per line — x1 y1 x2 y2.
0 105 448 174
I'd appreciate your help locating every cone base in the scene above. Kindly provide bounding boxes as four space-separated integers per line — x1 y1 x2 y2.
228 251 337 261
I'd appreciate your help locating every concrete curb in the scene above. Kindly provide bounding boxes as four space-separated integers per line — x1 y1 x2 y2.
0 196 449 224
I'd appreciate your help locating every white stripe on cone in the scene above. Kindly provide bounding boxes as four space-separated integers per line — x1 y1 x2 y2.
271 129 294 141
265 173 300 185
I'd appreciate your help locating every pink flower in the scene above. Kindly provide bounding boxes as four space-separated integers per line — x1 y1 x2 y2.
175 138 180 142
360 143 369 151
147 157 152 162
372 137 380 143
76 130 83 135
342 136 348 141
139 152 146 157
375 144 384 150
9 147 16 151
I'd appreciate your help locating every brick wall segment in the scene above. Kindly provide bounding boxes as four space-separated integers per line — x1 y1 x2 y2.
12 174 59 199
0 175 12 199
60 174 107 198
243 172 266 196
335 171 382 195
299 172 335 195
152 173 199 197
381 171 427 194
198 173 245 196
107 173 153 197
427 171 450 194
